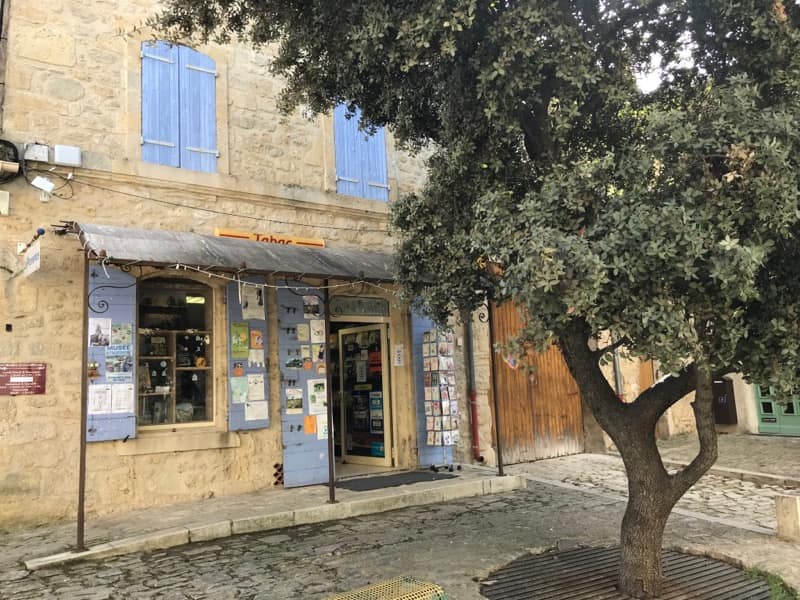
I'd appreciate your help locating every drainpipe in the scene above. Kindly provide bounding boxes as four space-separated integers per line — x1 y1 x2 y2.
462 309 484 463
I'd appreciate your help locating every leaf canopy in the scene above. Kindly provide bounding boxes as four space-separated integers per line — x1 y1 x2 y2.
154 0 800 388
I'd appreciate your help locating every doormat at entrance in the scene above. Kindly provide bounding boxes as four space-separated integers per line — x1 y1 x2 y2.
336 471 457 492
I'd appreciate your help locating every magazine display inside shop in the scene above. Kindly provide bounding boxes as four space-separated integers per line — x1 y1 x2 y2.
422 329 460 446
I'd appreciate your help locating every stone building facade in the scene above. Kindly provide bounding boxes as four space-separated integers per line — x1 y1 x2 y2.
0 0 493 530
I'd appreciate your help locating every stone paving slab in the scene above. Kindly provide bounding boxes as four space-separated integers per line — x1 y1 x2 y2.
4 469 524 572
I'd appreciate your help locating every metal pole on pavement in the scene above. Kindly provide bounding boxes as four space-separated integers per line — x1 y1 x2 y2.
486 302 505 477
77 255 89 550
323 280 337 504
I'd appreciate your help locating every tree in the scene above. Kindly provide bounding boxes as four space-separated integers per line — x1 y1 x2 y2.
153 2 800 597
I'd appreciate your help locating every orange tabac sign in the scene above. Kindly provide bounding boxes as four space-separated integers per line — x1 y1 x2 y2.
214 228 325 248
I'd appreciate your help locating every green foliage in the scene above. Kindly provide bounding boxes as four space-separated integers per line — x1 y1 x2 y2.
745 567 799 600
153 0 800 389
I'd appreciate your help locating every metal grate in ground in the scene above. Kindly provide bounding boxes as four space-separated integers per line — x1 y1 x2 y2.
328 576 447 600
480 546 771 599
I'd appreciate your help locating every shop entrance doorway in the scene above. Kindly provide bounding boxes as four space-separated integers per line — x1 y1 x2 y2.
331 323 393 468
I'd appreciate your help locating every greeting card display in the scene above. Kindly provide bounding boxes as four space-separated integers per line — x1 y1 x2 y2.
422 329 460 447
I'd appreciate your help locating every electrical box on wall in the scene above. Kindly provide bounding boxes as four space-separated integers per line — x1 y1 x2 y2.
23 144 49 162
53 145 82 167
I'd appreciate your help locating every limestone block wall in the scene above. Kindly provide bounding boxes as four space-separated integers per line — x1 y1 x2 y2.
3 0 428 201
0 0 436 529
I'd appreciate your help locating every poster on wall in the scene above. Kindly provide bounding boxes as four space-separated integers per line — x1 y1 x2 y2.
230 377 248 404
247 373 266 401
245 401 269 421
88 318 111 347
286 388 304 414
105 345 133 382
88 384 112 414
303 295 321 318
111 323 132 345
309 320 325 344
316 414 329 440
111 383 135 413
241 287 263 320
307 379 327 415
250 329 264 349
231 322 250 359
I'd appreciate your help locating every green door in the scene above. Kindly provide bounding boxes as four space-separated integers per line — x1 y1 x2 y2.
755 385 800 436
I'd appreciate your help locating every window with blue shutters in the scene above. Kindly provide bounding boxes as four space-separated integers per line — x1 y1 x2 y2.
141 41 218 173
333 104 389 201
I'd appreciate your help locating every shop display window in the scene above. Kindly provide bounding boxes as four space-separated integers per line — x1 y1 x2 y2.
137 279 213 426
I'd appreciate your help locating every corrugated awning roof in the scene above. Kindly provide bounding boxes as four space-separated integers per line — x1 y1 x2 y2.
65 222 396 283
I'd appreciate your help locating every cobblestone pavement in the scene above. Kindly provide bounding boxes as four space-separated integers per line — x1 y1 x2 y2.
1 482 798 600
657 433 800 481
510 453 792 531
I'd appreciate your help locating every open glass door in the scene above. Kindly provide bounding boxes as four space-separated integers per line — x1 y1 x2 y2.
338 324 392 467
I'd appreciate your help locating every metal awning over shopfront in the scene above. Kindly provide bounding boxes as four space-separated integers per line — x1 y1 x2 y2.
62 221 396 282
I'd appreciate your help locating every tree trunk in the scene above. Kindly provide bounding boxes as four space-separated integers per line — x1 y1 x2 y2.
558 321 720 599
616 440 674 598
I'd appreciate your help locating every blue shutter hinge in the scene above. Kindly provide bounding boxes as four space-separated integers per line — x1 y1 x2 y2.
186 64 218 77
336 175 359 183
141 137 176 148
368 181 391 190
186 146 220 158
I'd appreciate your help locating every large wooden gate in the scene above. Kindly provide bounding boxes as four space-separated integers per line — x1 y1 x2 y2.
490 302 584 463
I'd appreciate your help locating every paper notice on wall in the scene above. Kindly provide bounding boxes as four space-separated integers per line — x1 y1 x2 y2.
111 383 134 413
296 324 310 342
393 344 405 367
231 322 249 359
241 287 263 320
248 348 265 368
88 318 111 347
245 400 268 421
230 377 248 404
304 414 317 435
356 361 368 383
88 384 112 414
316 414 329 440
247 373 265 401
307 378 327 415
285 388 304 414
309 320 325 344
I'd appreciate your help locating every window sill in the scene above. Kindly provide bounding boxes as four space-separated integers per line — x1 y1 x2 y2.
115 429 241 456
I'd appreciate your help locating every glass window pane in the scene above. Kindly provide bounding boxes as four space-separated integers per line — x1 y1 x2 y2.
761 402 774 414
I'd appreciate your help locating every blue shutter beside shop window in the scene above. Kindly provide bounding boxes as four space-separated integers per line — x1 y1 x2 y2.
226 281 270 431
178 46 218 173
86 266 137 443
141 41 180 168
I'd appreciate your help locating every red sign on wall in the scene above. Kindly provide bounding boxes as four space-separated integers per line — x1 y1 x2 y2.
0 363 47 395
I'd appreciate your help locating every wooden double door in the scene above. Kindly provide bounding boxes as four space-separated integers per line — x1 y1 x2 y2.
490 302 585 463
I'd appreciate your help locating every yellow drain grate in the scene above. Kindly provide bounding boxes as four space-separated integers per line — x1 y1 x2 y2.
327 576 447 600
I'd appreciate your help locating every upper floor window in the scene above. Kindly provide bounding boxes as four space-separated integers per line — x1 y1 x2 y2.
333 104 389 201
141 41 218 173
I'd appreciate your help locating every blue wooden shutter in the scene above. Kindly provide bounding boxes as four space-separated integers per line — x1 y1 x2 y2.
141 41 180 167
178 46 218 173
226 280 270 431
334 104 364 197
363 125 389 201
278 283 330 487
86 266 137 442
